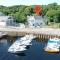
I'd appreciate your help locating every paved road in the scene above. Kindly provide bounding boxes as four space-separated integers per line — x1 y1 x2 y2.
0 26 60 36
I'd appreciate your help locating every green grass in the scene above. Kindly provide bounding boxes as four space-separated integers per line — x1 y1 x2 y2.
47 22 60 28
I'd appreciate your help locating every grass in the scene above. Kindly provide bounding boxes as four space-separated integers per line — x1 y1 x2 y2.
47 22 60 28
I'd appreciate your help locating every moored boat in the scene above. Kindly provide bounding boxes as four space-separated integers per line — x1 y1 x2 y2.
8 34 36 53
44 37 60 53
0 32 7 38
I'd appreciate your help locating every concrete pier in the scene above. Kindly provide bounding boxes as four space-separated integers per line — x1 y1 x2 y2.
7 32 60 42
0 27 60 42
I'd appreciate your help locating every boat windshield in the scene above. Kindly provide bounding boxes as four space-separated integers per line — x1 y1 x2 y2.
48 40 58 43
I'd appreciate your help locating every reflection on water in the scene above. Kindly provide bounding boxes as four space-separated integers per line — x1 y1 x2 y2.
15 53 26 56
0 39 7 43
0 37 60 60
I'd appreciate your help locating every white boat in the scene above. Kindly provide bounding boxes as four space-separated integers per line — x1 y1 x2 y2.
19 35 36 45
44 37 60 53
8 34 36 53
0 32 7 38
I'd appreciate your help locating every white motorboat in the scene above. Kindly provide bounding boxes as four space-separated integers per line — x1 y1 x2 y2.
19 35 36 45
44 37 60 53
8 34 36 53
8 45 27 53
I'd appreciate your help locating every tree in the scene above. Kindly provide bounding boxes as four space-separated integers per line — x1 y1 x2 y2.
46 10 56 22
33 5 42 15
41 5 48 16
47 2 58 10
46 10 60 23
0 3 60 24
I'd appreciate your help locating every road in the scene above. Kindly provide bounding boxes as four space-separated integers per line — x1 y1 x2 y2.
0 26 60 36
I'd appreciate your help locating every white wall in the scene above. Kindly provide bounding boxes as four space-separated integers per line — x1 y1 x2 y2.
0 22 6 27
20 24 25 28
27 16 35 27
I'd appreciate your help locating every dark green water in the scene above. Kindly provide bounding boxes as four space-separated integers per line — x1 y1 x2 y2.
0 38 60 60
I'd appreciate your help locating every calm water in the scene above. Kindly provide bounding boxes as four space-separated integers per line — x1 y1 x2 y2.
0 38 60 60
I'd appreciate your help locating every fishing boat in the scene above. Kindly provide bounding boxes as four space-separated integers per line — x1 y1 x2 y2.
44 37 60 53
8 34 36 53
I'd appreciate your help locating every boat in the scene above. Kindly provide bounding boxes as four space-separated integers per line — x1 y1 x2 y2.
0 32 7 38
8 34 36 53
19 35 36 45
44 37 60 53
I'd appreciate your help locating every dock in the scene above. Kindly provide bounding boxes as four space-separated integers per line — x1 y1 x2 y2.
0 26 60 41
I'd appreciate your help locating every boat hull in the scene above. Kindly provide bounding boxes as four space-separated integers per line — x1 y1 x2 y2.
44 48 59 53
8 50 27 54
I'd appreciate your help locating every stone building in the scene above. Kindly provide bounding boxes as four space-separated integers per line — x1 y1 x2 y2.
27 16 46 28
0 12 16 27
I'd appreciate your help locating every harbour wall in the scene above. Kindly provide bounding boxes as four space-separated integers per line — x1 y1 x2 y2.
0 27 60 42
7 32 60 42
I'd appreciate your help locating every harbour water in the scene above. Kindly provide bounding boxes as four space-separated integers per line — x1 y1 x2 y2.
0 37 60 60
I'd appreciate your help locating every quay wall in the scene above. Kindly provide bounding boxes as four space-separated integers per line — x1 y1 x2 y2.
0 27 60 42
7 31 60 42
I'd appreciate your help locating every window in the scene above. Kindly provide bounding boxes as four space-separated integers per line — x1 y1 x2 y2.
8 17 12 19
